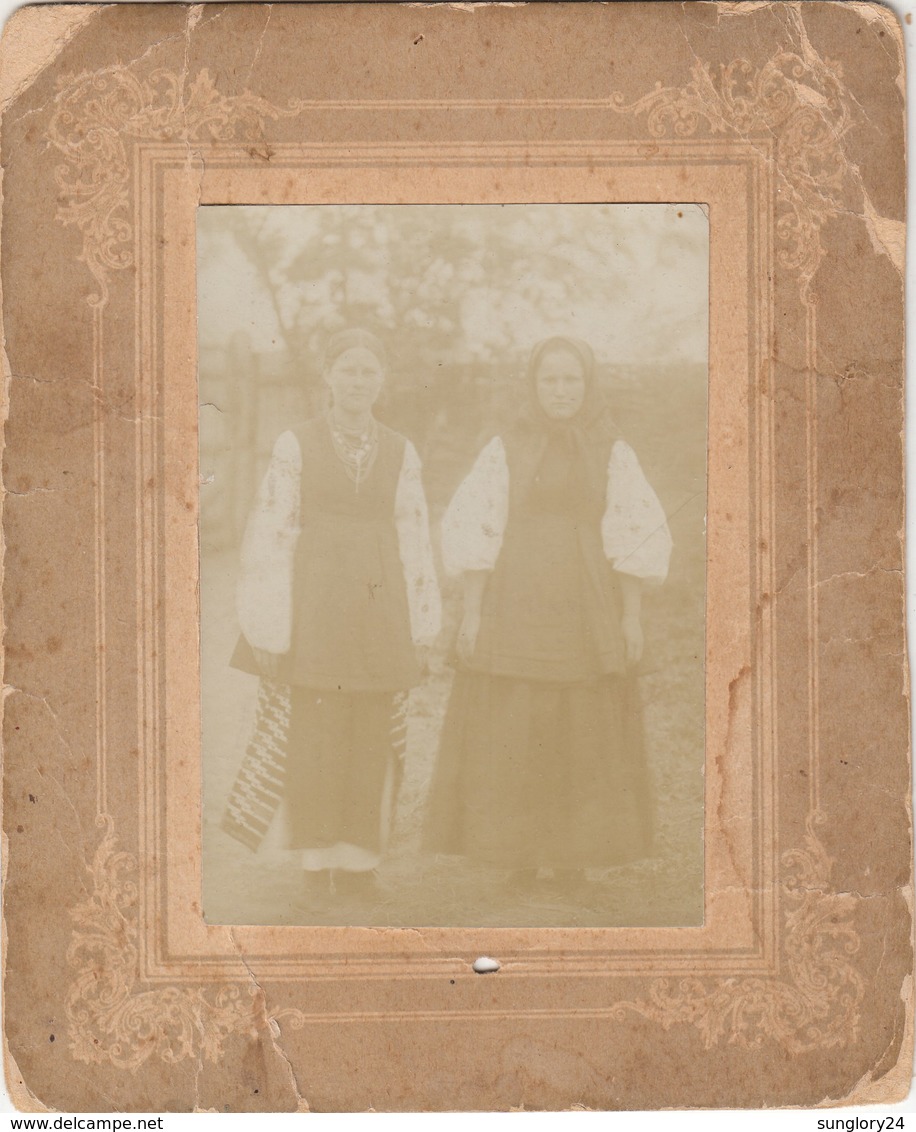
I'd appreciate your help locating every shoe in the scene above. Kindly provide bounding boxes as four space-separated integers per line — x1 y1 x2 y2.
333 869 382 899
552 867 585 888
504 867 540 894
551 868 607 908
298 869 333 912
545 868 591 898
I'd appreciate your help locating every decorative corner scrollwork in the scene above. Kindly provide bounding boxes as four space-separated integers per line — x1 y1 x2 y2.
612 52 852 301
46 53 855 307
613 814 864 1052
46 67 300 308
67 816 303 1069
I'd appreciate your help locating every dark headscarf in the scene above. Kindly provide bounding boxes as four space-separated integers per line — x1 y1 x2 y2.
519 337 619 437
506 336 621 506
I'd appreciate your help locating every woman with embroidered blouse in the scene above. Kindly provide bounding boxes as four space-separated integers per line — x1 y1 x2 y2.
424 336 672 894
236 328 441 905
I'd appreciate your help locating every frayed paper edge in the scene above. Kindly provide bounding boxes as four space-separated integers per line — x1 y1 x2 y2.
0 5 103 114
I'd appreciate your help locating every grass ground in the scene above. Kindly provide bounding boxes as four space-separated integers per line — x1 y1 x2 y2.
200 365 706 928
201 502 704 928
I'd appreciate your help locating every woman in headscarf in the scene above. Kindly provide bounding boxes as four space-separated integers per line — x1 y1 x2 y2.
235 328 441 905
424 336 671 893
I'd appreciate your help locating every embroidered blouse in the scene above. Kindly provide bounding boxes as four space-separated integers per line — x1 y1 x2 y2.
441 435 672 582
238 428 442 657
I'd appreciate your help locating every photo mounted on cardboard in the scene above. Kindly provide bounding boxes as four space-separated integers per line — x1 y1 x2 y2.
1 2 909 1112
198 202 709 928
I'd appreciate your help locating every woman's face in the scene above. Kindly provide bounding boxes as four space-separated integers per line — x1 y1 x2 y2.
535 348 587 420
324 346 385 416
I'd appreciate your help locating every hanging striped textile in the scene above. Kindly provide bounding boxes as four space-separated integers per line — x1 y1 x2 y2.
221 679 291 851
391 690 409 763
386 689 410 822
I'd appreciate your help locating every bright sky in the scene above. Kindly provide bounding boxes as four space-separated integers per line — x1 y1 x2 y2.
197 203 709 367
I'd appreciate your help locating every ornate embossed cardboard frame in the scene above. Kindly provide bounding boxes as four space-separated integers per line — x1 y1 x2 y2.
2 2 911 1111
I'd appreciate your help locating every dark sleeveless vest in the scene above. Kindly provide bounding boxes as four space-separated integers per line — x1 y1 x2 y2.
467 428 626 681
283 416 419 692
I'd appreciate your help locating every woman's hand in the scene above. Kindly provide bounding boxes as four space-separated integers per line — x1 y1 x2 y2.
252 648 283 679
456 609 482 665
621 612 644 667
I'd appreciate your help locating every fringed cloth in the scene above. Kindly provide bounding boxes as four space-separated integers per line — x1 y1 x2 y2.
220 679 290 851
221 680 410 853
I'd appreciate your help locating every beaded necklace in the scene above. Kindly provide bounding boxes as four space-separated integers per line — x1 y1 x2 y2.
327 411 379 491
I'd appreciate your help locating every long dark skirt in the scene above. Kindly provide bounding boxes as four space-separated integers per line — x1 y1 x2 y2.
285 687 406 852
424 672 652 869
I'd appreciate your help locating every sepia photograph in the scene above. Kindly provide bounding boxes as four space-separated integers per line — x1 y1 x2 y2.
198 202 708 928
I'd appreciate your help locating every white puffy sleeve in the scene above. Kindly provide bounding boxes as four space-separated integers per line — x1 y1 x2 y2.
394 441 442 648
237 430 301 653
602 440 672 584
440 436 510 577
